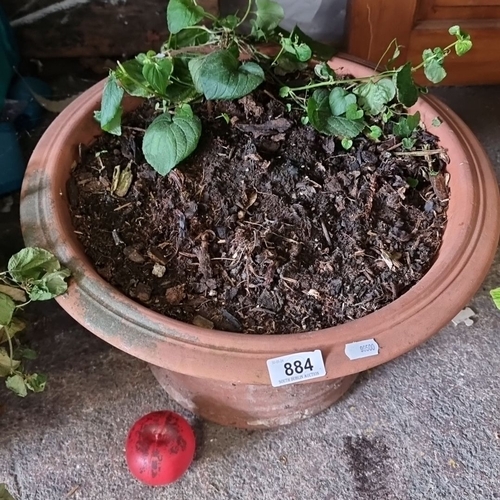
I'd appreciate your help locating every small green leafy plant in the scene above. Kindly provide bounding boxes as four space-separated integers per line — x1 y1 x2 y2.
96 0 472 172
0 248 70 397
490 287 500 310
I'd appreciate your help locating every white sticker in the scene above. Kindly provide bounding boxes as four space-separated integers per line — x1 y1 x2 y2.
266 350 326 388
345 339 379 360
451 307 475 327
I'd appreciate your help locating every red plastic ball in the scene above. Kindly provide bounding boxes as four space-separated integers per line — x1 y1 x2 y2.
125 410 196 486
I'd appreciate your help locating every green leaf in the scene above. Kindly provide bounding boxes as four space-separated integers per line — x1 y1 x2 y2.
341 138 353 150
490 287 500 309
314 62 336 81
217 112 230 124
218 14 239 29
279 86 291 97
456 39 472 56
284 26 337 60
25 373 47 393
18 347 37 360
422 49 447 83
142 112 201 175
402 137 416 150
8 248 61 283
28 269 71 301
252 0 284 35
395 62 419 107
407 111 421 131
169 27 210 48
176 103 194 118
187 56 206 93
393 112 421 138
345 103 363 120
281 36 312 62
329 88 356 116
0 318 26 344
307 89 332 133
135 53 148 65
406 177 419 188
190 50 264 100
96 73 124 136
274 53 308 75
424 60 446 83
0 484 16 500
326 116 365 139
449 25 471 45
167 0 205 34
164 57 201 104
0 348 20 377
308 89 364 139
0 293 16 327
116 60 155 98
165 84 200 104
142 58 173 94
382 109 394 124
354 78 396 115
6 374 27 397
366 125 383 141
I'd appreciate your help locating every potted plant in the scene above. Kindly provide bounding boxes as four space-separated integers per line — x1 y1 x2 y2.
20 0 499 428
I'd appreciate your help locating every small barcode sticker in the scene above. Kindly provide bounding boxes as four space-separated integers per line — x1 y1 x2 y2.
345 339 379 360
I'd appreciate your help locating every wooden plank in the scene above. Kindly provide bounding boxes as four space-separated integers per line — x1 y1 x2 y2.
434 0 500 6
347 0 419 65
417 0 500 20
409 19 500 85
4 0 219 59
427 7 500 19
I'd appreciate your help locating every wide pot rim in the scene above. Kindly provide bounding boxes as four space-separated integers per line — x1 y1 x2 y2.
20 54 500 384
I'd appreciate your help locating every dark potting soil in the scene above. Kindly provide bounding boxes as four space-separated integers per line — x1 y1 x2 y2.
68 88 449 334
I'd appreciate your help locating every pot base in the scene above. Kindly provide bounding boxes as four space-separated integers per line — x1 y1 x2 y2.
150 365 357 429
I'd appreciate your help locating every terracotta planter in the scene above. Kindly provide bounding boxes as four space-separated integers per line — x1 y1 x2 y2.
20 56 500 428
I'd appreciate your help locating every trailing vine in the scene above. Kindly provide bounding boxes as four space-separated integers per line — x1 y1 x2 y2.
96 0 472 173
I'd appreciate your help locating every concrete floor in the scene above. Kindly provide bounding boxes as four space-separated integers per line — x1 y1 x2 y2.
0 86 499 500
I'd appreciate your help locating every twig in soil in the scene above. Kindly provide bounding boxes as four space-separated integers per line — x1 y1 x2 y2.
123 126 146 132
179 251 197 258
385 141 403 152
280 276 298 284
270 232 300 244
320 220 332 247
95 155 106 172
114 202 133 211
263 89 280 102
66 485 80 498
251 307 276 315
393 149 446 156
